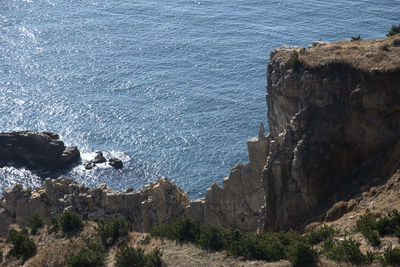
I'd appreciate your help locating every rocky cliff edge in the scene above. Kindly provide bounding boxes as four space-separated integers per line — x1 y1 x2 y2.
262 35 400 231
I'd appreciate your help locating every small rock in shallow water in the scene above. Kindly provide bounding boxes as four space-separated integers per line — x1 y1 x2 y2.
92 151 106 164
109 157 123 169
84 162 96 170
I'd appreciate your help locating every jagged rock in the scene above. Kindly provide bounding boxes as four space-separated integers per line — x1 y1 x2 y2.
262 39 400 231
0 177 189 237
258 122 265 140
109 157 123 169
0 130 80 171
92 151 106 164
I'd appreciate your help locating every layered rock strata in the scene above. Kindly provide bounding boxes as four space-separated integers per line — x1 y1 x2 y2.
0 130 80 171
262 36 400 231
185 132 268 231
0 177 189 237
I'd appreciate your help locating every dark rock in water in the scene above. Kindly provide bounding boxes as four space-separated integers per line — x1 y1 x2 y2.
92 151 106 164
0 130 80 171
0 160 6 168
61 146 80 165
84 162 96 170
109 157 123 169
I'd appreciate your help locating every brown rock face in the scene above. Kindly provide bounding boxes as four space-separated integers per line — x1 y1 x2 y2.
185 135 268 231
0 130 80 170
0 177 189 237
262 41 400 231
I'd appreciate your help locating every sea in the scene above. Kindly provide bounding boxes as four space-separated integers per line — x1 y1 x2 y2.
1 0 399 199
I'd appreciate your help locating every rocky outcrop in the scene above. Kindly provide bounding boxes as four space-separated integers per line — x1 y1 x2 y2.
262 36 400 231
0 130 80 171
185 128 268 231
0 177 189 237
109 157 123 169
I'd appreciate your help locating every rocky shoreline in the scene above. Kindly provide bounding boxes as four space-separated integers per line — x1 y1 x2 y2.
1 35 399 239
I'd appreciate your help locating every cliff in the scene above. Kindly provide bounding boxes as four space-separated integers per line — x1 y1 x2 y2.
1 36 399 237
262 35 400 230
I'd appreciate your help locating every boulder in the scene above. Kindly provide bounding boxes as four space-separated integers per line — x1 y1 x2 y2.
109 157 123 169
0 130 80 171
92 151 106 164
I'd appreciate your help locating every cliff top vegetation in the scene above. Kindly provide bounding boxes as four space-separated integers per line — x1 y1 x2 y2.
278 34 400 73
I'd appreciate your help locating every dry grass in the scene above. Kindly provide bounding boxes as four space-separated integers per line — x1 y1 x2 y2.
277 35 400 73
0 222 100 267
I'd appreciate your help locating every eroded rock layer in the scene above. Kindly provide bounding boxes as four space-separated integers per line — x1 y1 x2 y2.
0 177 189 237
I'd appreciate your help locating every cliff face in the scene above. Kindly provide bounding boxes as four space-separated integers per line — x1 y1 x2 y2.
262 37 400 230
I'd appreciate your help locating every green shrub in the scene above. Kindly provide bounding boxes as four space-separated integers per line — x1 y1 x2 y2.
152 219 317 263
305 225 335 245
115 245 163 267
150 218 200 243
382 247 400 266
222 229 246 257
67 242 106 267
387 25 400 37
322 237 372 265
0 250 2 262
376 210 400 237
355 212 381 246
7 229 37 262
28 213 44 235
351 35 362 41
243 232 286 261
47 216 59 234
198 225 227 251
59 211 83 233
286 242 317 267
287 51 302 72
95 214 129 246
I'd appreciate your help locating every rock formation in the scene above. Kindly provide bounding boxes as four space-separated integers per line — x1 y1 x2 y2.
0 177 189 237
1 36 399 237
109 157 123 169
0 130 80 171
185 135 268 231
261 36 400 231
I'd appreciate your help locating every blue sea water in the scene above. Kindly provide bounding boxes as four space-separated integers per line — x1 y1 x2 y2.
0 0 399 199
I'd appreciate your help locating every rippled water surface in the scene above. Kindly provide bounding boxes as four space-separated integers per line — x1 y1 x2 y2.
1 0 399 198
